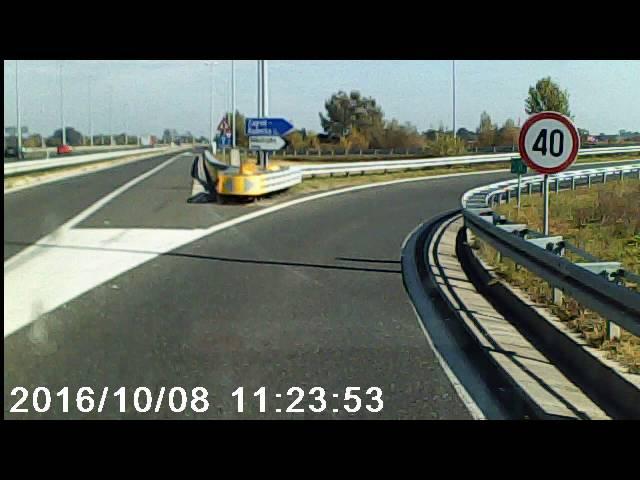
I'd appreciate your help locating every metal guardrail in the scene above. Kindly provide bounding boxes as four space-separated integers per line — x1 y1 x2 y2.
228 143 640 158
292 145 640 178
460 163 640 337
3 146 173 177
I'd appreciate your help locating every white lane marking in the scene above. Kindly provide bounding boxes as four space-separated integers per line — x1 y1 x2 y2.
2 167 512 338
4 153 183 271
8 160 618 338
3 148 190 196
4 228 205 337
407 300 486 420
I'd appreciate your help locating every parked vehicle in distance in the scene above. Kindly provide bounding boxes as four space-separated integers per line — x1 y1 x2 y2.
57 144 73 155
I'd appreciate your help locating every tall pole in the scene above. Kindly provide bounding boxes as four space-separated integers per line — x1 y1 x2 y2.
59 62 66 145
209 62 215 149
15 60 23 159
231 60 236 148
256 61 262 166
109 84 114 146
452 60 456 139
258 60 269 169
88 76 93 146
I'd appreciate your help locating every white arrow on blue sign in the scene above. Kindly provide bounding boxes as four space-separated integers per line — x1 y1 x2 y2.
249 136 287 151
246 118 294 137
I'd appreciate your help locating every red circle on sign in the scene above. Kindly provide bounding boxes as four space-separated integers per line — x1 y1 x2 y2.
518 111 580 174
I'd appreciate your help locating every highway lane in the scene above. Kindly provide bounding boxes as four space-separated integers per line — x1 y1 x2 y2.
4 157 638 419
4 150 194 260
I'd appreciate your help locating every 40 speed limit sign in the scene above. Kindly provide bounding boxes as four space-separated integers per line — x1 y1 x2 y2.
518 111 580 174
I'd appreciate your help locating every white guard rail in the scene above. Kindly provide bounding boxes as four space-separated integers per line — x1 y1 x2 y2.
4 147 173 176
295 145 640 177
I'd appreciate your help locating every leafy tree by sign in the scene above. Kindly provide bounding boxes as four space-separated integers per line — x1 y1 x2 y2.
319 90 384 139
525 77 572 118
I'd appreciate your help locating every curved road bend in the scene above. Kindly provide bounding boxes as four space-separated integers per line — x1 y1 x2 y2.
4 152 637 419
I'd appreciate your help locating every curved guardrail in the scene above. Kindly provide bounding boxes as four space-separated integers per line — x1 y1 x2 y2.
295 145 640 177
460 163 640 337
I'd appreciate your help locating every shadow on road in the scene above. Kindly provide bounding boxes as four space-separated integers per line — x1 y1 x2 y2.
4 241 402 275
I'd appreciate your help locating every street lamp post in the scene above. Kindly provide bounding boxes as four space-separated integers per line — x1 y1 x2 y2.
15 60 23 159
88 76 93 146
204 61 218 152
257 60 269 168
59 61 66 146
452 60 456 139
109 85 114 146
231 60 236 148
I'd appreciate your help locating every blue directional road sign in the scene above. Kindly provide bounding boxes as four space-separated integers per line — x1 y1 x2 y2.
246 118 294 137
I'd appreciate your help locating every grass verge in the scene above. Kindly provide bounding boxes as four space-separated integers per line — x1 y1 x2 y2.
475 178 639 374
282 153 639 196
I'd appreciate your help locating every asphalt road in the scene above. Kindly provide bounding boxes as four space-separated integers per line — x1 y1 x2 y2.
4 152 638 419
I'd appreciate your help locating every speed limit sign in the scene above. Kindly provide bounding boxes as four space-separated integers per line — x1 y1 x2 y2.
518 111 580 174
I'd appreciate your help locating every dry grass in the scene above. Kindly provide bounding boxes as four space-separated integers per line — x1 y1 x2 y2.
476 178 640 374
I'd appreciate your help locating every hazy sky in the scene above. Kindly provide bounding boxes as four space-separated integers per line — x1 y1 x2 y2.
4 60 640 138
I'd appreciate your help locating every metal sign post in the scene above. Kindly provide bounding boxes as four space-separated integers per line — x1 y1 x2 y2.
518 111 580 236
543 174 550 235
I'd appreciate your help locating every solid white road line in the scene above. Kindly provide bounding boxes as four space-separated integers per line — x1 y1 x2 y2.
3 148 190 196
4 166 508 340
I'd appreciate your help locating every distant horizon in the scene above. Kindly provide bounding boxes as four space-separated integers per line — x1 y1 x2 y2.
4 60 640 139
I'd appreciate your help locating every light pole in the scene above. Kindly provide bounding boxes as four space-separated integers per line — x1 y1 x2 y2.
231 60 237 148
204 61 218 151
257 60 269 168
15 60 23 159
452 60 456 139
88 75 93 146
59 61 66 146
109 84 114 146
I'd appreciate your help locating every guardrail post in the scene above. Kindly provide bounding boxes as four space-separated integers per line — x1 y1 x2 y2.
588 175 592 188
607 321 622 341
603 172 607 184
552 286 563 306
571 177 576 190
527 182 532 195
555 177 560 193
506 189 510 203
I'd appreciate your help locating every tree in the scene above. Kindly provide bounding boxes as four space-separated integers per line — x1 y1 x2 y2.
428 134 467 156
497 118 519 147
525 77 572 118
23 134 43 148
50 127 84 146
319 90 384 140
477 111 497 147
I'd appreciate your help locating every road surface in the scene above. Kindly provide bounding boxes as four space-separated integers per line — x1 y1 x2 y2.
4 149 637 419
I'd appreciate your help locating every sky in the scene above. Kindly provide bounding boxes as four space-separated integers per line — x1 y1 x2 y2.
4 60 640 138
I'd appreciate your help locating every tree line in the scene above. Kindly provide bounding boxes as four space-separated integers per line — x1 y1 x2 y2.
218 76 579 154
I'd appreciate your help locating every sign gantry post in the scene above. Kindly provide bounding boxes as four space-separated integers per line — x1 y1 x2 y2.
518 111 580 235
